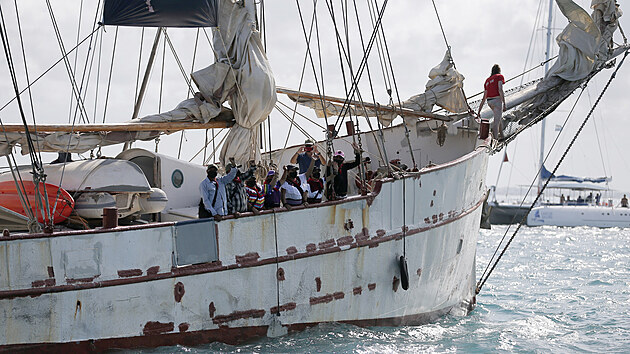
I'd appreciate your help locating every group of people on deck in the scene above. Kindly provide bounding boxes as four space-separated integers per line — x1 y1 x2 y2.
198 139 367 220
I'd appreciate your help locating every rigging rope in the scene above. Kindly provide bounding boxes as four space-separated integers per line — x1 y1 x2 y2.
46 0 90 125
0 4 44 232
134 28 145 107
476 49 630 295
0 26 101 115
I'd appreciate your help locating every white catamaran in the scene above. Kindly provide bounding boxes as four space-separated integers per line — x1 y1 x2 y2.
0 0 627 351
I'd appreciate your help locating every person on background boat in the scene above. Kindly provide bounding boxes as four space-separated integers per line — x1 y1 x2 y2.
560 193 566 204
586 192 593 204
477 64 506 140
199 163 238 220
326 143 362 200
290 138 326 174
263 169 284 209
245 175 265 214
596 193 601 205
281 165 307 209
621 194 628 208
225 159 257 216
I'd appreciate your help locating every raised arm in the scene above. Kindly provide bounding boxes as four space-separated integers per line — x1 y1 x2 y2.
218 165 238 184
305 156 316 179
290 147 304 164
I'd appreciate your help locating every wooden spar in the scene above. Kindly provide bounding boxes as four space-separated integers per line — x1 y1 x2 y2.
0 121 233 133
276 86 453 122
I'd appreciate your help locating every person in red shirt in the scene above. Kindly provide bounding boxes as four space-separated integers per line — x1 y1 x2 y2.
477 64 506 140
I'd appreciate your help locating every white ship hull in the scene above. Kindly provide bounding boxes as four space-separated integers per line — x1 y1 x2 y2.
0 143 489 351
527 204 630 228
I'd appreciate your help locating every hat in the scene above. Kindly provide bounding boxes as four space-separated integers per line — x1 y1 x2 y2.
267 170 276 176
333 150 345 158
285 164 298 170
206 164 218 172
304 138 315 146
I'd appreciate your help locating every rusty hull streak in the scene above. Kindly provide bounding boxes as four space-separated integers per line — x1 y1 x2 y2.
178 323 189 332
0 189 487 300
270 302 297 314
235 252 260 265
209 302 216 318
212 309 265 325
276 268 285 281
315 277 322 292
318 239 336 250
174 282 185 303
118 269 143 278
285 246 298 255
368 283 376 291
66 276 98 284
336 236 354 246
143 321 175 336
353 286 362 295
31 279 56 288
147 266 160 275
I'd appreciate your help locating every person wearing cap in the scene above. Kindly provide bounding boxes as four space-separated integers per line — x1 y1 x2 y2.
199 162 238 220
290 138 326 174
281 165 307 209
225 159 257 215
326 143 362 200
299 156 325 203
244 174 265 214
263 168 286 209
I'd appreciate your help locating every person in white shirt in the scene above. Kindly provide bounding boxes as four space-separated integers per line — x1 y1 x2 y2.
281 165 306 210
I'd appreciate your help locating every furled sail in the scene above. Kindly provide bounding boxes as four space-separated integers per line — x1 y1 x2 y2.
283 51 468 129
142 0 276 166
488 0 626 142
103 0 219 28
197 0 276 166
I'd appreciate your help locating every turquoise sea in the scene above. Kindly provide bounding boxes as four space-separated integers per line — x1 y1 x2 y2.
142 226 630 353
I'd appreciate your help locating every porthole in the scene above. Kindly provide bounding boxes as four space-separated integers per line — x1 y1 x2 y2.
172 169 184 188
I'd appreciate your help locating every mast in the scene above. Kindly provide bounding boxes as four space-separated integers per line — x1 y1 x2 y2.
538 0 554 194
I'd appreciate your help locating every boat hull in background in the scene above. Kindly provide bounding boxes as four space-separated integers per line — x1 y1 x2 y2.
488 201 530 225
527 205 630 227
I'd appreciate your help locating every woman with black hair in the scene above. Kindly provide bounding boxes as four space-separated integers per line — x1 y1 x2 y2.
477 64 506 140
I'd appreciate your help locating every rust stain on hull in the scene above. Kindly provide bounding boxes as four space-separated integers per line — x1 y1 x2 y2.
117 269 143 278
174 282 185 302
212 309 265 325
143 321 175 336
270 302 297 314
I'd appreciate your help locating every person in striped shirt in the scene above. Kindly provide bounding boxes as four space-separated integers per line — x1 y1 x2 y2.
245 176 265 214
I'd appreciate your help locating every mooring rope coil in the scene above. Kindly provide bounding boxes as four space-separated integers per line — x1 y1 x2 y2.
476 49 630 295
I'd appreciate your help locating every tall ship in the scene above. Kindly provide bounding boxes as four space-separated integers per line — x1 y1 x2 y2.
0 0 626 351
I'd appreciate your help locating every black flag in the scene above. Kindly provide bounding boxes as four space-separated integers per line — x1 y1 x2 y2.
103 0 218 28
